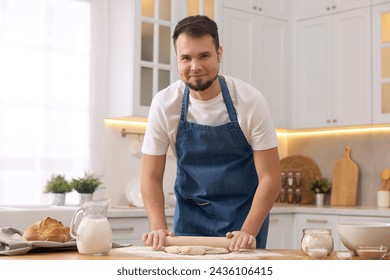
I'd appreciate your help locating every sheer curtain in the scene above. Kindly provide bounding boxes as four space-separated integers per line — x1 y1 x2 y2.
0 0 106 205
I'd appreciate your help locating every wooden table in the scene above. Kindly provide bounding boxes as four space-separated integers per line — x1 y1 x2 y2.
2 247 387 260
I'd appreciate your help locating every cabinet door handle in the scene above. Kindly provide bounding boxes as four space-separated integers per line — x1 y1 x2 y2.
306 219 328 224
113 227 135 232
253 6 257 10
332 5 336 9
270 218 279 223
326 6 331 11
332 119 337 123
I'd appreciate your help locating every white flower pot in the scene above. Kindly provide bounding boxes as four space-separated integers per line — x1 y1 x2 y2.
79 193 93 205
52 193 66 206
315 193 325 207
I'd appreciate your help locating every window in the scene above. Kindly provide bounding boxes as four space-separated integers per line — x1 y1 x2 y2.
0 0 106 205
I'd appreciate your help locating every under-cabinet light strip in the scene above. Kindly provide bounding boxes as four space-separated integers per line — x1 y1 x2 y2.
105 119 390 137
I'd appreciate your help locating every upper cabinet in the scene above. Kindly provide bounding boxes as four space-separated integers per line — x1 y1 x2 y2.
294 7 372 128
372 2 390 124
136 0 177 117
223 0 289 20
106 0 216 119
106 0 389 127
221 2 289 128
106 0 177 118
295 0 371 20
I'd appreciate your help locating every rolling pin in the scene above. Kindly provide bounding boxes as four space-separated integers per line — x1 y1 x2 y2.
164 236 256 249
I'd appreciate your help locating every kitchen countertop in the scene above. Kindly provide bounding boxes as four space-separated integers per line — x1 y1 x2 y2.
2 247 387 260
107 204 390 218
270 203 390 217
1 204 389 218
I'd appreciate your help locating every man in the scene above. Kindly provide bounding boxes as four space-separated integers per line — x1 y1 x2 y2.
141 15 281 251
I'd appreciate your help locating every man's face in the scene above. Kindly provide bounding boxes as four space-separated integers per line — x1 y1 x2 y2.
175 33 222 92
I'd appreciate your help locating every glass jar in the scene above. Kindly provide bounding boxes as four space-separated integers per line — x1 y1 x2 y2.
301 228 334 256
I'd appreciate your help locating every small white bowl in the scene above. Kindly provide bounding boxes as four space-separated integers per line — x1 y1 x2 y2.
307 247 328 260
356 246 388 260
335 250 353 260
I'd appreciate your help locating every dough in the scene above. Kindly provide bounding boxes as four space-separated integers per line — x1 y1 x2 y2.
164 246 230 255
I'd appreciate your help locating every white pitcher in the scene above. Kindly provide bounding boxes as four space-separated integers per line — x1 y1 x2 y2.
70 199 112 255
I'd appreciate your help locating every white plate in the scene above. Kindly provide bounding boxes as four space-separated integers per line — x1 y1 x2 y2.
126 178 144 207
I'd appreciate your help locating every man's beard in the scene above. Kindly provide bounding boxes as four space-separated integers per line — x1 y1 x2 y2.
185 74 218 91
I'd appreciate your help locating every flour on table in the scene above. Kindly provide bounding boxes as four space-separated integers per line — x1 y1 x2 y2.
164 246 230 255
114 246 284 259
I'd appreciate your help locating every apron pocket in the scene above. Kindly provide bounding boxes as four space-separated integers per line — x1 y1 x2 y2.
176 198 216 236
192 199 216 220
196 201 211 206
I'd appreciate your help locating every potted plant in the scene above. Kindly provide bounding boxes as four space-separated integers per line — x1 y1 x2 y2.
307 177 331 206
44 174 72 206
70 172 102 204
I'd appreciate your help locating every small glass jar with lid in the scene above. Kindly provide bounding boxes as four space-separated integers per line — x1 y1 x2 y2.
301 228 334 256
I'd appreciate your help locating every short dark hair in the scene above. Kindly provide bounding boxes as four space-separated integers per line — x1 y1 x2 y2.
172 15 220 52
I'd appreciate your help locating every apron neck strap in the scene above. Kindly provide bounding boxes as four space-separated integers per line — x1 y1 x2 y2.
180 75 238 122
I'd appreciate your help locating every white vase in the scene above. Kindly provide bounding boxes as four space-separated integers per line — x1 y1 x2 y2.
315 193 325 207
52 193 66 206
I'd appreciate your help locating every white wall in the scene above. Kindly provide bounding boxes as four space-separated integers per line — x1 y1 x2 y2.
102 122 176 206
287 130 390 207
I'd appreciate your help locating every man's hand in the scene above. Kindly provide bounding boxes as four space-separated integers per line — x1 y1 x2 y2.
142 229 175 250
226 231 256 251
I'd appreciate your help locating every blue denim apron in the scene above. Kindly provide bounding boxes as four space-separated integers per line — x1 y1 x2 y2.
174 76 269 248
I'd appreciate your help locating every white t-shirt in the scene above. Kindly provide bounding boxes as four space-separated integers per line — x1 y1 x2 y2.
142 75 278 156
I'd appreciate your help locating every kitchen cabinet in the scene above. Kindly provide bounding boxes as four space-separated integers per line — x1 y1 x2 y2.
106 0 219 119
295 0 371 20
109 217 150 245
106 0 179 118
222 0 289 20
108 214 174 245
372 2 390 124
294 7 372 128
267 213 294 249
221 7 289 128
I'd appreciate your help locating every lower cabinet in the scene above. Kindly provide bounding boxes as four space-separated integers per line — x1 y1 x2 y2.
267 213 294 249
108 217 150 245
166 216 174 232
270 212 390 250
108 216 175 245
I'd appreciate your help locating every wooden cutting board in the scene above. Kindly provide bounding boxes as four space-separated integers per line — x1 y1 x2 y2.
381 168 390 190
330 146 359 206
